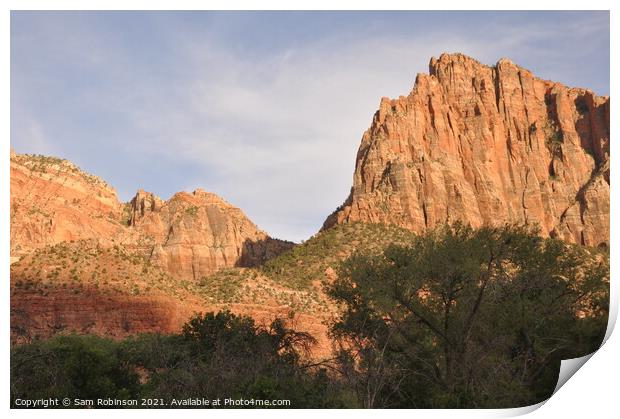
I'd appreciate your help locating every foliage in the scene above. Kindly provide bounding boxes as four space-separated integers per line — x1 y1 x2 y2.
11 335 140 406
11 224 609 408
197 269 246 303
262 222 417 289
184 206 199 216
327 223 609 408
11 311 354 408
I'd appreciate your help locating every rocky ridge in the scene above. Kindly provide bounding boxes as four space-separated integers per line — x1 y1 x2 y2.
10 151 124 261
324 53 609 247
10 153 293 278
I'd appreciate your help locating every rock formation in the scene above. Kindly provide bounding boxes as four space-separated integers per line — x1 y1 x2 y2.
9 53 610 357
10 154 292 277
324 53 609 247
10 154 124 260
10 154 299 350
126 188 294 280
10 288 204 342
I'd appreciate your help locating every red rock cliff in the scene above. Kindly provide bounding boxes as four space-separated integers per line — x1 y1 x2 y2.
324 53 609 247
126 188 294 280
10 154 292 277
10 154 124 260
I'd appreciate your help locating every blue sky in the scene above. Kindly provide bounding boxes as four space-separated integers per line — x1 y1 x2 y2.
11 11 610 242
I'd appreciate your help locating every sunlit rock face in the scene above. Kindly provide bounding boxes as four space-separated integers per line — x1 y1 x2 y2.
10 155 293 279
10 153 125 258
324 53 609 247
126 188 294 280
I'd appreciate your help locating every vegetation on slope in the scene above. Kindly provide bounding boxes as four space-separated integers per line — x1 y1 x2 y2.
11 241 189 299
11 224 609 408
11 153 112 188
11 223 418 318
262 222 418 289
10 236 333 316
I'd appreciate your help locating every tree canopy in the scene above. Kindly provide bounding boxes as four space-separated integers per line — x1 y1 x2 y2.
327 223 608 408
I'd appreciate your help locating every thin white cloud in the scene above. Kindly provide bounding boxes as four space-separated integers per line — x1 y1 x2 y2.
104 34 508 241
96 30 607 240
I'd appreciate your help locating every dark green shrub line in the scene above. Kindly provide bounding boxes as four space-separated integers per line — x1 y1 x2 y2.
11 311 353 408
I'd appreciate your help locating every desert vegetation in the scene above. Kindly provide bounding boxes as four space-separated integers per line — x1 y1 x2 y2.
11 153 112 188
262 222 417 290
11 224 608 408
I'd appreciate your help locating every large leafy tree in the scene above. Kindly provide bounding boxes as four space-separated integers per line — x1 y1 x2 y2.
328 224 608 408
125 310 324 404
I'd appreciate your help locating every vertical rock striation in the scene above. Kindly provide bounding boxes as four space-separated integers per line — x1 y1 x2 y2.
324 53 609 247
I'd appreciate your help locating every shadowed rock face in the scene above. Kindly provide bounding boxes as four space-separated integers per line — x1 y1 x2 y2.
324 53 609 247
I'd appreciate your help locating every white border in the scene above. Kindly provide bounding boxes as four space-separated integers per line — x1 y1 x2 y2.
3 1 617 418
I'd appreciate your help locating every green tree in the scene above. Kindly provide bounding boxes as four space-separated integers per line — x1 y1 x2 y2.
328 223 608 408
11 334 140 406
12 312 355 408
119 311 353 407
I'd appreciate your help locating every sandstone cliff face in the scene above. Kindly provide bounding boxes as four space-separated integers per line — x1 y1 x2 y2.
10 288 331 357
10 153 124 259
324 53 610 247
127 188 294 280
10 154 292 277
10 289 203 342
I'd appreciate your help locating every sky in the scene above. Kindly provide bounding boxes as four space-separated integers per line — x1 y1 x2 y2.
11 11 610 242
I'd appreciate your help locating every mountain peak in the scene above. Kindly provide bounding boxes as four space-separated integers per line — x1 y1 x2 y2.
429 52 490 75
325 54 609 247
10 152 293 279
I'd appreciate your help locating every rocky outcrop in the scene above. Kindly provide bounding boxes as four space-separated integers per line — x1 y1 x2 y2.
10 53 610 358
10 288 204 343
10 154 292 278
10 154 124 258
127 188 294 280
129 189 164 224
324 53 609 247
10 287 331 357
